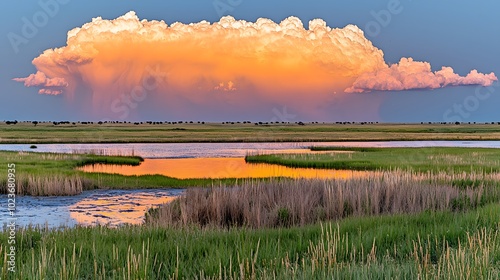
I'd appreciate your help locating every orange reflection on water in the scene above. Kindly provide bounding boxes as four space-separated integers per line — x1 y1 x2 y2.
79 158 368 179
69 192 177 226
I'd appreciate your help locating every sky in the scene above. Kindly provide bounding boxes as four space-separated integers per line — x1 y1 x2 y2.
1 0 499 122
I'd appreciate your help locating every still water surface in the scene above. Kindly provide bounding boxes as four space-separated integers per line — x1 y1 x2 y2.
2 141 500 158
79 157 366 179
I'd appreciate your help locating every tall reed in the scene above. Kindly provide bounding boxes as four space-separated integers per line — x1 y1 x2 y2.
0 174 93 196
146 171 486 228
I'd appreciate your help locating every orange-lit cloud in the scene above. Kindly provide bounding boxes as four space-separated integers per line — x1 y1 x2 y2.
12 12 497 118
13 71 68 95
13 12 384 116
346 58 498 93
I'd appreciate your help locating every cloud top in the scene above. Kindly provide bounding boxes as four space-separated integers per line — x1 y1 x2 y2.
346 58 497 93
13 11 387 116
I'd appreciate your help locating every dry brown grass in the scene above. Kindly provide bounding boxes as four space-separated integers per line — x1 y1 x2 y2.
146 171 485 228
0 174 93 196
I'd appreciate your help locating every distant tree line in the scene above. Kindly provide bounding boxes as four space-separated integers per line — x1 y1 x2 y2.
2 120 500 126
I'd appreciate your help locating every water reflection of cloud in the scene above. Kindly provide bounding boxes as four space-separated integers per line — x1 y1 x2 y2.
69 190 178 227
80 157 370 180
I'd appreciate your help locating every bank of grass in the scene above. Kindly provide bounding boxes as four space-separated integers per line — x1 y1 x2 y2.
1 203 499 279
0 151 236 195
246 147 500 174
4 123 500 143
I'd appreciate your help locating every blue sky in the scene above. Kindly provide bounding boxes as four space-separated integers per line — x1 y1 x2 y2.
1 0 499 122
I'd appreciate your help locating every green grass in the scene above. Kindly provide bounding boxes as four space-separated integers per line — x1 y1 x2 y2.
1 203 500 279
0 150 142 180
82 173 238 190
0 150 143 171
3 122 500 143
0 146 500 277
246 147 500 174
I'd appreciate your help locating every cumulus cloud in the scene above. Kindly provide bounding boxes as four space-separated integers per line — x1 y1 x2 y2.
13 11 385 117
346 58 498 93
12 11 497 118
13 71 68 95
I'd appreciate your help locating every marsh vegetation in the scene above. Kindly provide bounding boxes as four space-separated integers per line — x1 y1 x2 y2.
2 144 500 278
246 147 500 173
146 172 490 229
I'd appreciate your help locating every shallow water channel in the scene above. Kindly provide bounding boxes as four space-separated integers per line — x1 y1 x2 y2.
0 189 182 229
2 141 500 228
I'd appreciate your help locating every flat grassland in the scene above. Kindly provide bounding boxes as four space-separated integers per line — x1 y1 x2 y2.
3 122 500 143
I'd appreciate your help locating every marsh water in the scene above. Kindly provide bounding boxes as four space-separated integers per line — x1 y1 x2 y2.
0 189 182 229
3 141 500 158
79 157 368 179
2 141 500 228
